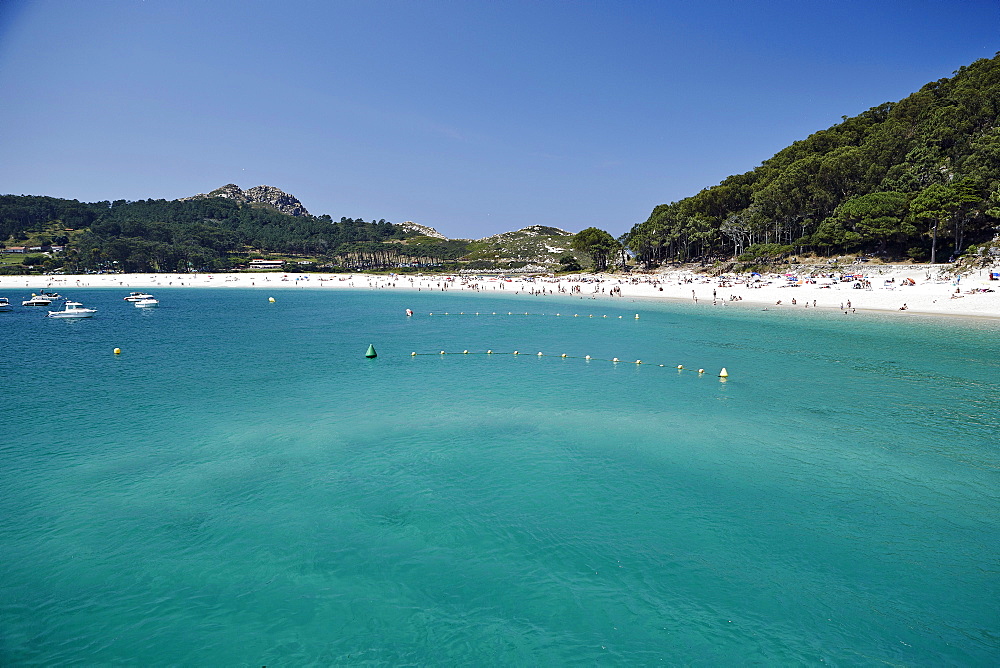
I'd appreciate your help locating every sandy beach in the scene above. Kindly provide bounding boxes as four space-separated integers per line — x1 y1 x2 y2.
3 264 999 319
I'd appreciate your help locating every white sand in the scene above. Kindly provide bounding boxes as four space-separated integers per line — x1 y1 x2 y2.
3 264 999 319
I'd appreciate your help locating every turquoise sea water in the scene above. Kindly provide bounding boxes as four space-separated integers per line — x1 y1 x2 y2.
1 287 998 665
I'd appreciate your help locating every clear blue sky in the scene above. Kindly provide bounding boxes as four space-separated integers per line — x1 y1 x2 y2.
0 0 996 239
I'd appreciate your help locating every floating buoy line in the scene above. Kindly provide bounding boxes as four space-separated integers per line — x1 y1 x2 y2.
405 349 728 378
398 310 725 375
421 311 641 319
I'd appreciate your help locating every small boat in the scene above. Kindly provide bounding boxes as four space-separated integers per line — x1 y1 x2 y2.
133 298 159 308
0 297 12 311
47 301 97 318
22 294 53 306
124 292 155 302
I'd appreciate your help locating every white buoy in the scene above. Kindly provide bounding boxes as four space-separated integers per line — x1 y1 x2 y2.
613 357 619 362
719 367 729 378
635 360 641 364
463 350 469 354
487 350 493 354
635 314 639 319
561 353 567 358
677 365 683 369
440 350 446 355
585 355 591 360
698 369 705 374
113 348 121 355
411 352 416 356
514 351 519 355
268 297 275 303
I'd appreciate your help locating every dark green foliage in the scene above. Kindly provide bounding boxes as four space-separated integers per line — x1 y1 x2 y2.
0 195 97 239
0 195 417 273
626 53 1000 264
572 227 619 271
737 243 794 263
558 253 582 272
816 191 915 254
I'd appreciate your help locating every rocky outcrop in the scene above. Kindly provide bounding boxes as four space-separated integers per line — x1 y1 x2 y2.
463 225 577 267
180 184 310 217
399 221 448 239
477 225 572 242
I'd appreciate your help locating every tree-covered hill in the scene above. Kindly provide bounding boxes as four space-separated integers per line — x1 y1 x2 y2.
626 52 1000 266
461 225 579 270
0 195 585 274
0 195 414 273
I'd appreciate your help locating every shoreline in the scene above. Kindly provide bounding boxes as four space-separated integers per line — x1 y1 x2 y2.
2 266 999 320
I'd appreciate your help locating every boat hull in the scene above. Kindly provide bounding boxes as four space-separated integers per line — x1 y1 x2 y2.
47 311 95 318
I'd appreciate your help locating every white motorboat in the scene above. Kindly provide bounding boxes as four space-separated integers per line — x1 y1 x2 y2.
22 294 53 306
124 292 155 301
47 301 97 318
0 297 11 311
133 298 159 308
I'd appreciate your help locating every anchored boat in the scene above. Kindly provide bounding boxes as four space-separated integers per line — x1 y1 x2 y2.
47 301 97 318
22 295 53 307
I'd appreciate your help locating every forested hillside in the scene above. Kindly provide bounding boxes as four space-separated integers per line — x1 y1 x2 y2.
0 194 587 274
626 53 1000 266
0 195 416 273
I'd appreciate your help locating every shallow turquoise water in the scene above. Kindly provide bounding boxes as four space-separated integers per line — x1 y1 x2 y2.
1 287 998 665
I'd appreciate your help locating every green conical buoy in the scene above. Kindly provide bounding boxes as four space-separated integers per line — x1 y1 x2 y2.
365 344 377 359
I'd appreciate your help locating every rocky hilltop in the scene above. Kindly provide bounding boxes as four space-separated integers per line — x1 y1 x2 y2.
180 184 310 217
399 221 448 239
460 225 578 271
476 224 572 244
